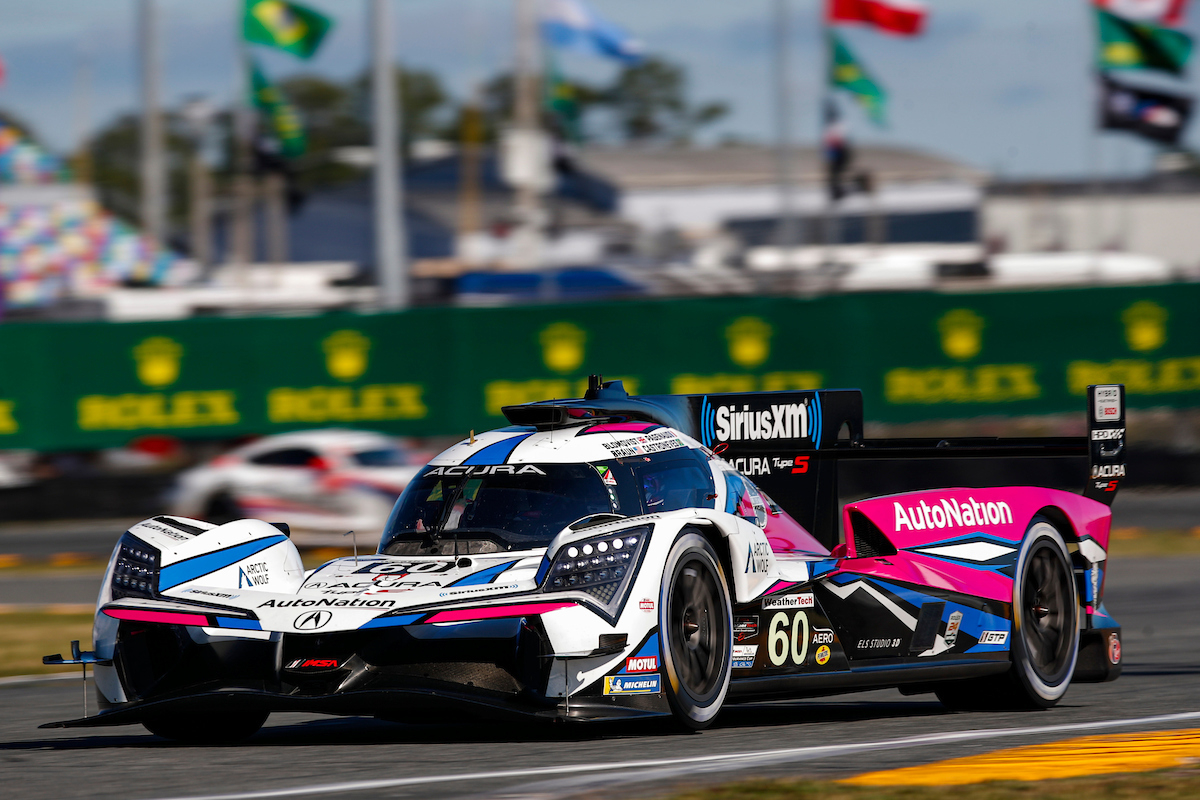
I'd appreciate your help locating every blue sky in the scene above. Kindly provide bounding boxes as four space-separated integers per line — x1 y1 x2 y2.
0 0 1198 178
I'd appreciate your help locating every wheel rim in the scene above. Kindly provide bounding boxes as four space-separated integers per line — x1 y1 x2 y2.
668 556 724 699
1021 543 1073 682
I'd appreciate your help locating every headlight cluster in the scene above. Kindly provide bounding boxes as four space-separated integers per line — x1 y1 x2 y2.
543 526 650 614
112 535 160 599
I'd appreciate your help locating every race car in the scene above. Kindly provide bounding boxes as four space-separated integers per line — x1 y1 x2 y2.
168 429 426 544
43 378 1125 740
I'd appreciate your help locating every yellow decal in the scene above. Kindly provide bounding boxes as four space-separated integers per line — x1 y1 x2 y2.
1067 357 1200 395
725 317 773 369
322 330 371 382
539 322 587 374
670 372 822 395
133 337 183 388
78 392 239 431
484 377 640 416
885 365 1040 404
1122 300 1168 352
268 385 427 423
937 309 984 362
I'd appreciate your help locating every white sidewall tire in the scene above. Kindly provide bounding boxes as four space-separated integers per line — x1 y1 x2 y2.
658 531 733 729
1011 519 1079 705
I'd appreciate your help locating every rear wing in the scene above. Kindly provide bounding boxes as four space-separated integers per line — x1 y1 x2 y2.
503 378 1126 549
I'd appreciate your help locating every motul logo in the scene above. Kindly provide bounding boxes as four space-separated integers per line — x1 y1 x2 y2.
626 655 658 673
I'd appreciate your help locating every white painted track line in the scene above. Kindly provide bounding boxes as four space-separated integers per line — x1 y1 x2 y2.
149 710 1200 800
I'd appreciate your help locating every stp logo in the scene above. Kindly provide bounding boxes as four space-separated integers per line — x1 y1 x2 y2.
294 610 333 630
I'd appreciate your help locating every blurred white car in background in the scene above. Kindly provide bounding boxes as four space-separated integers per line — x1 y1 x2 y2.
169 429 427 545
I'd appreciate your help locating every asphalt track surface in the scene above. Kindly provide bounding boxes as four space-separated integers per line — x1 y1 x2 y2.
0 553 1196 800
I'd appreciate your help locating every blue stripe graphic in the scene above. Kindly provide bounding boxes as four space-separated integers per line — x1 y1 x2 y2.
159 535 287 590
359 613 423 629
216 617 262 630
462 434 533 465
448 559 519 587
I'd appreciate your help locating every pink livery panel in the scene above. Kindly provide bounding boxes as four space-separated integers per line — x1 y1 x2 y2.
841 487 1112 603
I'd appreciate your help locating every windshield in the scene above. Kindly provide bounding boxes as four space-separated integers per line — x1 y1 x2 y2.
379 464 617 554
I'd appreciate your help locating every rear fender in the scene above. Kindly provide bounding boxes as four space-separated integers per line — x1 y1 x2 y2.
844 487 1112 606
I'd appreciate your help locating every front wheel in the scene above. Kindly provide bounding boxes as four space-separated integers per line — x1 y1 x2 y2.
144 710 269 744
658 530 733 730
936 516 1078 711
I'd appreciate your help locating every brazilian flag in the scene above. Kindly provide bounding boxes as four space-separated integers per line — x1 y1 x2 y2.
243 0 332 60
829 32 886 127
250 59 306 157
1095 8 1191 76
545 56 583 142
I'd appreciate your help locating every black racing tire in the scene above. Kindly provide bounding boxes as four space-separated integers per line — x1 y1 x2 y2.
658 530 733 731
144 710 268 744
203 491 243 525
936 516 1078 711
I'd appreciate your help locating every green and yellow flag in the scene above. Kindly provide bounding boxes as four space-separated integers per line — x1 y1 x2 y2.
829 31 886 127
243 0 332 60
1095 8 1192 76
250 59 306 157
545 56 583 142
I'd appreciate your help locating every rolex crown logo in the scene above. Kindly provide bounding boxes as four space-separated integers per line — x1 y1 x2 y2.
938 309 985 362
323 330 371 382
1122 300 1168 353
725 317 773 369
540 322 587 374
133 337 183 388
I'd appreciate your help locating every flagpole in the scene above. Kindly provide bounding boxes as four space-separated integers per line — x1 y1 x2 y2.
138 0 166 250
822 9 836 263
232 21 255 268
372 0 410 309
774 0 799 260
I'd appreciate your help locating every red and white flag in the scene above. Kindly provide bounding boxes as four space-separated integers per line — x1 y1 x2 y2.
827 0 928 36
1094 0 1188 25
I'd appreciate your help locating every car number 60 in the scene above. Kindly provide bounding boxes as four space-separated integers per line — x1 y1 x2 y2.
768 611 809 666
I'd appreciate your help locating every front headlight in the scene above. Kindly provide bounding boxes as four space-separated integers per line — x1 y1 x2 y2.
111 533 161 599
542 525 651 619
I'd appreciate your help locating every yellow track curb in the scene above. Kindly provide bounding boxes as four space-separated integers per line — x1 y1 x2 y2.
841 728 1200 786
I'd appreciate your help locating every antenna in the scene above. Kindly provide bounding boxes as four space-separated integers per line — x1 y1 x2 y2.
343 529 358 564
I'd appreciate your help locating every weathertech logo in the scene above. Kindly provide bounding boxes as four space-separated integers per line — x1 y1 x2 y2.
762 593 814 610
625 656 658 673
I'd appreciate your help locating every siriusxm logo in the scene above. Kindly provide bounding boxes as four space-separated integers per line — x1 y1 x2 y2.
699 395 815 448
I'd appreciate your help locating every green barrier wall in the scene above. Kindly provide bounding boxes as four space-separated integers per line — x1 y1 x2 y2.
0 283 1196 450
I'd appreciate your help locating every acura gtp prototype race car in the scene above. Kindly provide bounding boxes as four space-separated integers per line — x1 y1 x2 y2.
44 378 1126 740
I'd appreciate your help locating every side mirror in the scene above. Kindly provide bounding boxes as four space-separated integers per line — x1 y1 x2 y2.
830 543 849 559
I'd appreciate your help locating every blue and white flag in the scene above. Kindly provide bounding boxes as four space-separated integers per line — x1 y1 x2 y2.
541 0 644 63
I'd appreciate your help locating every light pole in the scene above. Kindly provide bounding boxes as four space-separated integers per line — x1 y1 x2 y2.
372 0 410 310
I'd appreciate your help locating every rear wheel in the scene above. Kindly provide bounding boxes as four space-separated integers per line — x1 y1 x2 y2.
144 710 268 744
936 517 1078 710
659 531 733 730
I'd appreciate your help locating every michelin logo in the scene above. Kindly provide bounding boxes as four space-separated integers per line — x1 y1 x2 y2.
604 674 661 695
